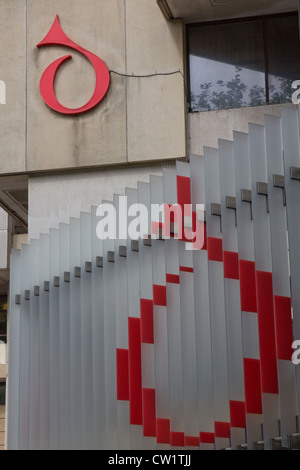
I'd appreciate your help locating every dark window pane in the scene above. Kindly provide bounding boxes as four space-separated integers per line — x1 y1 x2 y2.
266 15 300 105
0 297 7 344
0 383 5 405
189 20 266 112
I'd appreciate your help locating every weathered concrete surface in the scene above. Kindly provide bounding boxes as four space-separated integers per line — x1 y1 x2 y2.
27 0 127 171
165 0 297 23
0 0 26 173
26 0 186 171
188 103 297 156
28 164 165 239
126 0 186 161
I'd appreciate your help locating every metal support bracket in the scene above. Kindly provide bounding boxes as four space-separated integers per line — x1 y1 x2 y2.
96 256 103 268
290 166 300 181
85 261 92 273
119 246 127 258
273 174 286 206
211 203 221 217
256 181 269 213
241 188 253 219
131 240 139 252
74 267 81 278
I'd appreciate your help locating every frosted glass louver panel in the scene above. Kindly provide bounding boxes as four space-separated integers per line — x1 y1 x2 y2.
7 106 300 450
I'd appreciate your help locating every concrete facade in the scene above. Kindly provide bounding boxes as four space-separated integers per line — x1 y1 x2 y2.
163 0 297 22
188 103 298 157
28 165 165 239
1 0 300 451
0 405 4 451
0 1 26 174
0 0 186 175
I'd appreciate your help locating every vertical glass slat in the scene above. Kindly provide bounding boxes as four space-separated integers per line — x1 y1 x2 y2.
163 167 185 447
48 228 60 450
28 239 40 450
176 162 199 445
218 139 246 449
190 154 215 450
125 188 144 449
150 175 170 450
281 105 300 420
69 217 82 450
233 131 263 449
18 244 30 450
80 212 93 450
249 123 280 449
102 201 117 450
91 206 106 449
58 223 71 450
113 194 130 450
38 234 50 450
7 249 21 450
138 181 157 450
265 114 298 445
204 146 230 450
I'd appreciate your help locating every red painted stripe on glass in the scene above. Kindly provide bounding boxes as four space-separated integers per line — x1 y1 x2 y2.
185 436 200 447
177 176 191 208
230 400 246 429
207 237 223 262
274 296 294 361
156 418 171 444
140 299 154 344
128 317 143 425
202 222 207 251
243 358 262 414
171 432 185 447
215 421 231 439
142 388 156 437
179 266 194 273
199 432 215 444
166 273 180 284
153 285 167 307
223 251 239 280
256 271 279 394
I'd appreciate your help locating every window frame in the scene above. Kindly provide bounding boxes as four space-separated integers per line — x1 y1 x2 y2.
186 11 299 113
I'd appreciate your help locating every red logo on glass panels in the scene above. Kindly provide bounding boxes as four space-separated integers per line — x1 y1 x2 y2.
37 15 110 115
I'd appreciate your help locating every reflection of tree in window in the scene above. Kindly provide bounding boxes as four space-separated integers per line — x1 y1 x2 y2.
191 66 265 111
249 85 265 107
0 383 5 405
189 14 300 113
191 67 295 112
269 77 295 105
0 297 7 344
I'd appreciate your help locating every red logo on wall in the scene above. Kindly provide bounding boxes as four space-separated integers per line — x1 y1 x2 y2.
37 15 110 115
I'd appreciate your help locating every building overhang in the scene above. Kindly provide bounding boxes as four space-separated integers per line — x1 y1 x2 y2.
157 0 298 23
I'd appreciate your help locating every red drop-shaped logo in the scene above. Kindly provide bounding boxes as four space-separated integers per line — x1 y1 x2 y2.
37 15 110 115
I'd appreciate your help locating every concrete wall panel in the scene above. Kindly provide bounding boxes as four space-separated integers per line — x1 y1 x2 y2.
127 74 186 161
25 0 186 171
126 0 186 162
188 103 297 156
0 0 26 173
27 0 127 171
28 165 165 239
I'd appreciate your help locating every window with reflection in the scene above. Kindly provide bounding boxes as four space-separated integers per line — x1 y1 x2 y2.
0 297 7 345
188 13 300 112
0 382 5 405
